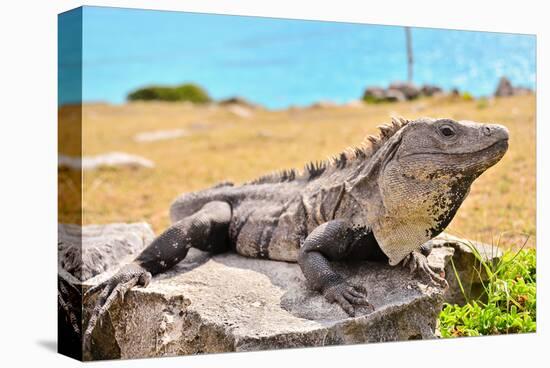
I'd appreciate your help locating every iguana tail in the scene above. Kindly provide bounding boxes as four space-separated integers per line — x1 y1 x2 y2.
169 181 234 223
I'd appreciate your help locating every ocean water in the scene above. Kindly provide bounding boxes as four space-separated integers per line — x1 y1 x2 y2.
59 6 536 109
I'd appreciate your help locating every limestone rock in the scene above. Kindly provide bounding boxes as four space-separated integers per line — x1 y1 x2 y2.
384 88 407 102
388 81 421 100
134 129 187 143
495 77 514 97
227 104 253 118
421 84 443 97
363 82 430 103
59 152 155 171
494 76 534 97
426 233 502 305
74 224 500 360
58 222 155 359
219 96 261 109
58 222 155 281
84 248 444 360
362 86 387 102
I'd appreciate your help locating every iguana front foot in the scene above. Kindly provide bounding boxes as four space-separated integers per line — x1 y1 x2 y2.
402 251 448 288
82 263 152 351
323 281 373 316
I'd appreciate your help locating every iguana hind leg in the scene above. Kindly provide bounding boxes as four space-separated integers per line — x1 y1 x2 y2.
298 219 373 316
83 201 232 352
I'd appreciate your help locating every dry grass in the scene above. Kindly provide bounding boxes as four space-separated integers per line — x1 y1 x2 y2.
58 94 536 249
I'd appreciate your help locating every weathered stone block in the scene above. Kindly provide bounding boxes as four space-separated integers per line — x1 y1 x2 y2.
84 250 445 360
427 233 502 305
58 222 155 281
63 224 501 360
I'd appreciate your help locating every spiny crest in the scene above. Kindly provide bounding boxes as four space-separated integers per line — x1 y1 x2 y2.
248 168 297 185
246 116 409 185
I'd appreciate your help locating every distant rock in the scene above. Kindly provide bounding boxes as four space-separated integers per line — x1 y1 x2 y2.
494 76 534 97
362 82 439 103
134 129 187 143
219 96 260 109
388 82 421 100
59 152 155 171
495 77 514 96
384 88 407 102
362 86 387 103
421 84 444 97
228 104 253 118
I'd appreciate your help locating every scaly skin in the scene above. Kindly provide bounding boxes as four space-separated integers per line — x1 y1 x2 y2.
82 117 509 348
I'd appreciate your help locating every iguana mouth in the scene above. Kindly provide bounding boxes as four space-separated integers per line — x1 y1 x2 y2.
399 138 508 159
470 138 509 156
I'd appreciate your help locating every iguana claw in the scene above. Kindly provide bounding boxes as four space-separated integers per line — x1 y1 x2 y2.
402 251 448 288
83 263 151 352
323 281 374 317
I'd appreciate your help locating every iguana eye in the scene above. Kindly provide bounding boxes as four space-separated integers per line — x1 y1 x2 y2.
439 125 456 138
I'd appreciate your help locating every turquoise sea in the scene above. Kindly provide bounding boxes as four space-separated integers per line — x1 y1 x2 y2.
59 6 536 109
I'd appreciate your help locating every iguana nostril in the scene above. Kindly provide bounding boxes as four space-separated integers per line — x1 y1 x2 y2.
482 126 492 136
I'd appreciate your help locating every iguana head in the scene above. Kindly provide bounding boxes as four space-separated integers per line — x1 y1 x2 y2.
391 118 509 180
356 117 509 265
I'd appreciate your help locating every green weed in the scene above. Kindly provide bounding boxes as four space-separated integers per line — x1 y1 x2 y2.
439 240 536 337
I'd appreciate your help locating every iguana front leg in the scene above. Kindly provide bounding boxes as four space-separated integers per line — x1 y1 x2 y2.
298 219 372 316
401 242 448 287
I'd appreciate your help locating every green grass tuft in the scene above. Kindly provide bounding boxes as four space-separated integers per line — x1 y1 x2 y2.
439 247 536 337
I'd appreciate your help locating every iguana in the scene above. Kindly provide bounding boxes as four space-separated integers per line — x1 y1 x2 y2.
83 117 508 346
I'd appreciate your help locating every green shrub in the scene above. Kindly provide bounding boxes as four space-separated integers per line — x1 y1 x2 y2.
461 91 474 101
362 95 383 104
439 247 536 337
127 83 211 104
